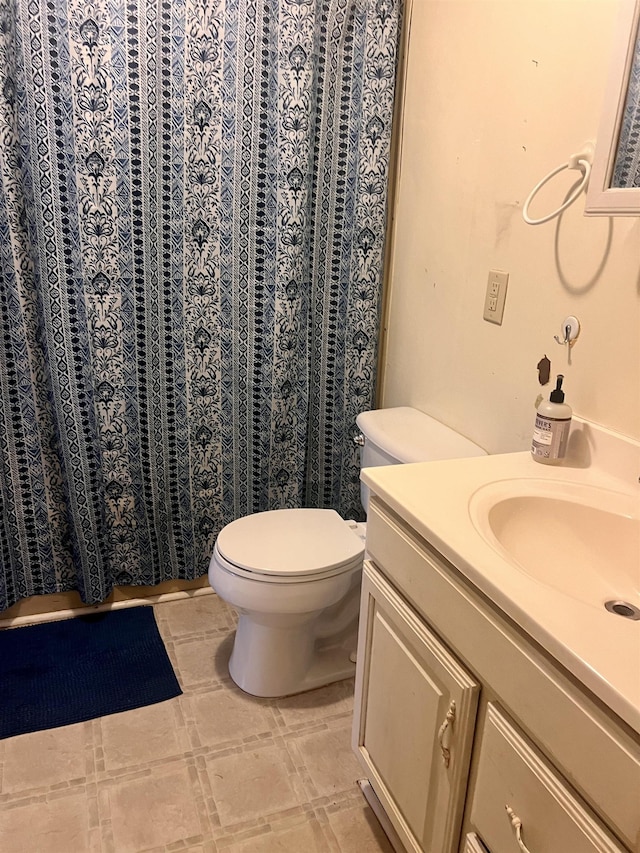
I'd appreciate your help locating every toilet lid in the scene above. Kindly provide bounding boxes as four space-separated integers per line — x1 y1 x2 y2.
215 508 364 578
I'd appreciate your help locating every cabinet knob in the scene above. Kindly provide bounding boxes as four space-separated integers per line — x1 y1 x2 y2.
505 805 533 853
437 700 456 768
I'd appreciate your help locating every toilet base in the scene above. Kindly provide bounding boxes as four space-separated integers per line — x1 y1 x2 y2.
228 613 357 698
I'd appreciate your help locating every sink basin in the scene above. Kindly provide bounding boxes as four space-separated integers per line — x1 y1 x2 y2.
469 479 640 610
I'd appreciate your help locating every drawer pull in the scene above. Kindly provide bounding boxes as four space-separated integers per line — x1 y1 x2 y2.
505 805 532 853
437 700 456 767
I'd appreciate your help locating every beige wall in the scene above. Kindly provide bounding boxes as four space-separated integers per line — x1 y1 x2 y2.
381 0 640 454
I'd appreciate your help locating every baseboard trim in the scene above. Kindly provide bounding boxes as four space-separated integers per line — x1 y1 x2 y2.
0 585 214 629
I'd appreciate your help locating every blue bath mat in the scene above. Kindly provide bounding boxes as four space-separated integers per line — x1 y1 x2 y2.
0 606 182 739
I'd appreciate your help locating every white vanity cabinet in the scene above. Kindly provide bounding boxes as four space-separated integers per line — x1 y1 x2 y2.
352 497 640 853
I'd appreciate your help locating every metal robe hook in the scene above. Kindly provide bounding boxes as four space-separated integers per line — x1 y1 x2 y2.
554 325 572 346
554 315 580 347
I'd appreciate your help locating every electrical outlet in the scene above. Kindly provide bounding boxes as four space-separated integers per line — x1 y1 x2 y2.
483 270 509 324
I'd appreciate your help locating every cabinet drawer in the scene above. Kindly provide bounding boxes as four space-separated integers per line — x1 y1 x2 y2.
470 704 627 853
463 834 489 853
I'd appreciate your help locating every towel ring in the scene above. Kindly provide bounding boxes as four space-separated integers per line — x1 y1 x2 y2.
522 146 593 226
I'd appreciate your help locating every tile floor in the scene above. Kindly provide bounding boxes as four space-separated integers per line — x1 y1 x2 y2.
0 593 394 853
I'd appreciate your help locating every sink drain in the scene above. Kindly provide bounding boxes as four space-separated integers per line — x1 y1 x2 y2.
604 600 640 621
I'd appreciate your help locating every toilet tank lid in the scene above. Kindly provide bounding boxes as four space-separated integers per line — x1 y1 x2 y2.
356 407 486 463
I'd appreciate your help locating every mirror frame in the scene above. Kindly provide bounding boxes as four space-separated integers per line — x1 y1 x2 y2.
585 0 640 216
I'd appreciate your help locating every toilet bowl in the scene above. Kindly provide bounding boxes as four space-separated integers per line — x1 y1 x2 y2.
209 508 365 697
208 407 486 698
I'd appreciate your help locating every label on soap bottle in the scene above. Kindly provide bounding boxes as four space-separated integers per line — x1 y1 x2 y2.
531 414 571 461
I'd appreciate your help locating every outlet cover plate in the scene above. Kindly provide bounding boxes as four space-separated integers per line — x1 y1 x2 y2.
483 270 509 325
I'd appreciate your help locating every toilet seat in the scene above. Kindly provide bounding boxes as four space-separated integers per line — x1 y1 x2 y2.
214 508 364 583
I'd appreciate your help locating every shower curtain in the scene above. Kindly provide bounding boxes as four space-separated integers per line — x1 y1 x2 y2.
613 26 640 187
0 0 401 610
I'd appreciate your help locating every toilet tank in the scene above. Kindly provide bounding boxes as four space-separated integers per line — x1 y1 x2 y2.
356 407 486 512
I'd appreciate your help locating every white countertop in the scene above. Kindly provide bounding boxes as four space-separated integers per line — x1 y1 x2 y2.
361 441 640 735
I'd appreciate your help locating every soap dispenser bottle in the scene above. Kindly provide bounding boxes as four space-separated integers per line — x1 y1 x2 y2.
531 374 572 464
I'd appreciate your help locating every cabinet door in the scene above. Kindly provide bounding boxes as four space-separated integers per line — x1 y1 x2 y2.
470 704 627 853
353 562 480 853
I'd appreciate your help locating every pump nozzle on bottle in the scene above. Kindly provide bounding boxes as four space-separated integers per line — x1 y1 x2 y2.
550 374 565 403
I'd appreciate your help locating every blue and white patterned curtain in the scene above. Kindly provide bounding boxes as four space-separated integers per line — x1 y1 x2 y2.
0 0 401 610
613 24 640 188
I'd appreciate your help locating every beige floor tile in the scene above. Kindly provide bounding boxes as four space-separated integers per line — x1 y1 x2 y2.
205 745 304 826
184 686 275 748
274 679 354 728
292 725 362 798
0 791 93 853
328 802 395 852
105 764 203 852
1 722 91 794
156 594 235 638
223 816 327 852
99 698 188 771
173 634 235 688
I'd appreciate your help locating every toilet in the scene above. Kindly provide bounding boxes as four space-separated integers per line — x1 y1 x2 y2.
208 407 486 697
